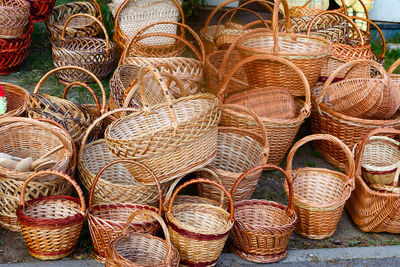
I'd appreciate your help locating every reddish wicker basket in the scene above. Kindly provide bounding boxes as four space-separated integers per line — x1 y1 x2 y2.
27 0 56 23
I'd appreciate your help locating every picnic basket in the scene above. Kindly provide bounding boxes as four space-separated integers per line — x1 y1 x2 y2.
0 82 29 119
105 209 180 267
165 178 234 266
231 164 297 263
16 170 86 260
52 13 116 83
27 0 56 22
284 134 355 239
0 0 30 39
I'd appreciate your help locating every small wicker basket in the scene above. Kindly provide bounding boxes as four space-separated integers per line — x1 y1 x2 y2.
0 82 29 119
0 0 30 39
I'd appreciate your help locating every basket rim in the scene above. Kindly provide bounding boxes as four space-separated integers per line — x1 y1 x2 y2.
53 37 116 53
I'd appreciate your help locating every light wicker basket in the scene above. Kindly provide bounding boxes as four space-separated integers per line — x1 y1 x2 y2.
0 82 29 119
0 0 30 39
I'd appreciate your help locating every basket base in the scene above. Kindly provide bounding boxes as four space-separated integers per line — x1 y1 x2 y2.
294 228 336 240
231 245 288 264
92 251 106 263
28 248 74 260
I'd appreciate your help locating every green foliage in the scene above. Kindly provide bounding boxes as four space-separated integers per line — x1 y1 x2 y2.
182 0 207 19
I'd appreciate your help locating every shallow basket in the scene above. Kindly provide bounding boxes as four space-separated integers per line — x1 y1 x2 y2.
231 164 297 263
0 82 29 119
284 134 355 239
0 0 30 39
27 0 56 22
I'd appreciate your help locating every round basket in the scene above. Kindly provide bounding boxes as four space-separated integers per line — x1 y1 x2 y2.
219 54 311 166
0 82 29 119
88 159 164 263
230 164 297 263
105 209 180 267
45 0 102 44
284 134 355 239
0 0 30 39
165 178 234 266
197 104 269 206
52 13 116 83
16 170 86 260
27 0 56 23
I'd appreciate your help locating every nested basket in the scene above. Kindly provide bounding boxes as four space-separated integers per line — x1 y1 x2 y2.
27 0 56 22
27 66 107 144
230 164 297 263
166 178 234 266
0 82 29 119
347 128 400 233
284 134 355 239
197 104 269 206
88 159 164 263
219 54 311 166
105 209 180 267
16 170 86 260
0 17 32 75
105 66 220 183
113 0 184 52
0 0 30 39
52 14 116 83
45 0 102 43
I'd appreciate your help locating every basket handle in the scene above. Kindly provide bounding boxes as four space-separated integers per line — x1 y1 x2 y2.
121 209 173 265
18 170 86 216
306 11 364 46
271 0 294 54
61 13 111 53
167 178 234 221
352 0 370 33
33 66 107 115
388 59 400 75
286 134 355 187
91 0 103 20
62 82 102 116
231 164 294 216
219 54 311 115
88 159 163 213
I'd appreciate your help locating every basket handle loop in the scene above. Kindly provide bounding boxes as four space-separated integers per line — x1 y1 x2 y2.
388 59 400 76
62 82 102 116
219 54 311 115
18 170 86 216
33 66 107 115
122 209 172 265
61 13 111 52
91 0 103 20
232 164 294 216
286 134 355 187
272 0 294 54
88 159 163 213
167 178 234 221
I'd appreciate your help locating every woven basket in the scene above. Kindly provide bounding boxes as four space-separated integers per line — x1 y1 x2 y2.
45 0 102 44
88 159 164 263
165 178 234 266
231 164 297 263
52 13 116 83
0 82 29 119
0 0 30 39
219 54 311 166
105 66 220 183
0 18 32 75
105 209 180 267
27 65 107 144
113 0 184 52
197 104 269 206
284 134 355 239
322 59 400 120
388 58 400 87
289 0 346 18
16 170 85 260
27 0 56 23
347 127 400 233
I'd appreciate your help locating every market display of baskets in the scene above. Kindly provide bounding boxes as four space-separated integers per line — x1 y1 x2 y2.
0 82 29 119
27 0 56 22
0 0 30 39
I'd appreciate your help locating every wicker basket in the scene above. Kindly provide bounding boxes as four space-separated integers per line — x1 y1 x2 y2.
231 164 297 263
289 0 346 18
105 209 180 267
113 0 184 52
346 127 400 233
45 0 102 44
388 58 400 87
52 13 116 83
16 170 85 260
219 54 311 166
284 134 355 239
27 0 56 23
0 17 32 75
0 82 29 119
0 0 30 39
197 104 269 206
105 66 220 183
165 178 234 266
88 159 164 263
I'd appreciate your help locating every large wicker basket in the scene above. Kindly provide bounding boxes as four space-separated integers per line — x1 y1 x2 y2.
0 0 30 39
0 82 29 119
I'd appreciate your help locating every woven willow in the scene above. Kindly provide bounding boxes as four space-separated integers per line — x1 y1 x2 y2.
388 58 400 87
284 134 355 239
52 14 116 83
231 164 297 263
0 0 30 39
105 210 180 267
288 0 346 18
165 178 234 266
16 170 86 260
0 82 28 119
45 0 102 43
27 0 56 22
